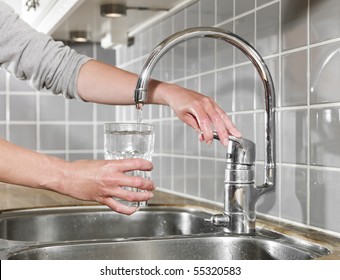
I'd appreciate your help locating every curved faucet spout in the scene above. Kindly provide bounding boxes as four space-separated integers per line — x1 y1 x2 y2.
134 26 276 190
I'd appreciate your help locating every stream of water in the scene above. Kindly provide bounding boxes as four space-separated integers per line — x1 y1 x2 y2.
136 105 143 124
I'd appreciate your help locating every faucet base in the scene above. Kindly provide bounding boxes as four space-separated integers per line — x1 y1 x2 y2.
222 212 256 234
209 211 256 235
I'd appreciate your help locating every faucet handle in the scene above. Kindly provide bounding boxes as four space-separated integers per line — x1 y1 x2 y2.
227 137 255 165
213 132 255 165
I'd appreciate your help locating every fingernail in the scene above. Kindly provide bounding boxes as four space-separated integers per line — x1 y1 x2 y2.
223 138 229 147
149 192 154 199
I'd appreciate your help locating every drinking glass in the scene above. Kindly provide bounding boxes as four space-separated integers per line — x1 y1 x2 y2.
104 123 154 207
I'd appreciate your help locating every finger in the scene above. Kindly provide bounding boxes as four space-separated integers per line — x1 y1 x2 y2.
183 113 201 132
101 197 139 215
222 114 242 137
215 106 242 138
179 112 204 142
198 132 204 142
114 174 155 191
213 108 242 146
214 124 230 147
102 187 154 215
112 187 154 202
114 158 153 173
200 120 214 144
193 106 214 144
207 108 230 146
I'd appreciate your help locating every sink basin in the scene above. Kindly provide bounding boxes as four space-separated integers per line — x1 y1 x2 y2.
7 234 329 260
0 206 219 242
0 205 331 260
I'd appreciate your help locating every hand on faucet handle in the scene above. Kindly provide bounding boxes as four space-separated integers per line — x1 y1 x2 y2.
163 85 241 146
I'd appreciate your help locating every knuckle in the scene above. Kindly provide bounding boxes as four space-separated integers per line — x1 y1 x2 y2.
144 182 153 191
203 96 214 106
149 181 156 191
125 192 136 202
133 176 144 188
96 196 106 204
192 98 205 108
100 175 119 188
223 113 231 120
211 112 222 122
114 205 123 213
142 193 151 201
222 113 232 123
194 96 218 116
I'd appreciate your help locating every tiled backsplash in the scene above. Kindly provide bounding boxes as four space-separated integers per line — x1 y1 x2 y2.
1 0 339 234
115 0 340 234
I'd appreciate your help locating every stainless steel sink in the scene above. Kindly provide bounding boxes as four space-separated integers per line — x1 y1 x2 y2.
0 206 331 260
0 206 220 242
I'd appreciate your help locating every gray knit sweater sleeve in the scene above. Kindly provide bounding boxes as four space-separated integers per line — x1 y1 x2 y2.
0 1 91 99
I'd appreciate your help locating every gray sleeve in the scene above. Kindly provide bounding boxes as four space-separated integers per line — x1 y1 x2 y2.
0 1 91 100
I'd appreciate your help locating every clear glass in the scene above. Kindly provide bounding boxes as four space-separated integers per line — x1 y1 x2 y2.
104 123 155 207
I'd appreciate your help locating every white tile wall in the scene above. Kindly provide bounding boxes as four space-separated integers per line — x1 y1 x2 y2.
115 0 340 234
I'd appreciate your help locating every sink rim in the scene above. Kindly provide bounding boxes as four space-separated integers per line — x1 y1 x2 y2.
6 232 331 260
0 204 219 219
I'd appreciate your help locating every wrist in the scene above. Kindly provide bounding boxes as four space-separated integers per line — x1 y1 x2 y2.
38 155 68 194
147 80 179 106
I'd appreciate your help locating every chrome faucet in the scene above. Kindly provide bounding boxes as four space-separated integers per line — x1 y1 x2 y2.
134 27 276 235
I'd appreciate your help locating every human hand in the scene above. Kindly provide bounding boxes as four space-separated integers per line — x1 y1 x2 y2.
163 85 242 146
59 158 155 215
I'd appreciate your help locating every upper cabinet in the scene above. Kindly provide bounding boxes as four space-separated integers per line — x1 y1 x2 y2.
4 0 196 48
3 0 85 34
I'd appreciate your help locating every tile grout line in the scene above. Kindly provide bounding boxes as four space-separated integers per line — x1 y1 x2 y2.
93 44 98 160
36 90 40 153
306 0 311 227
5 72 10 141
277 0 283 220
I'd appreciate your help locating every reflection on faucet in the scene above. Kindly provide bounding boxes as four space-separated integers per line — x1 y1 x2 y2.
134 27 276 234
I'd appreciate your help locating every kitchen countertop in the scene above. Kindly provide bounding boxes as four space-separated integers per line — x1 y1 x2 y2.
0 182 220 211
1 182 340 260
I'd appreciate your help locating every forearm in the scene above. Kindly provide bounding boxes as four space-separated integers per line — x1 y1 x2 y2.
77 60 175 106
0 138 67 192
